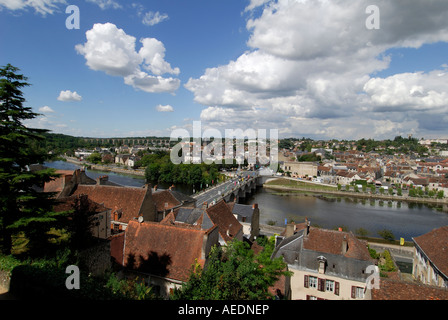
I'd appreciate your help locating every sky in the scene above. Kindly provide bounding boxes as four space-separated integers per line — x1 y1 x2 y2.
1 0 448 141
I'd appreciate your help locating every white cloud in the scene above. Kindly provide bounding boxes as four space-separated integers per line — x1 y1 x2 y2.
85 0 121 10
142 11 169 26
38 105 54 113
244 0 270 12
0 0 66 15
76 22 180 93
186 0 448 139
57 90 82 101
139 38 180 76
156 104 174 112
364 70 448 112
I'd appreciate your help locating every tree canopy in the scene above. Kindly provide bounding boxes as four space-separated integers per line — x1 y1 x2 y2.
0 64 65 255
171 238 291 300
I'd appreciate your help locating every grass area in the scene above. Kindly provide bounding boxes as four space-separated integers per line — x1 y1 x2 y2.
264 178 337 191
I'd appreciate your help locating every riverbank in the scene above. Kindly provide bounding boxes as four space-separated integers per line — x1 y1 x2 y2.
64 156 145 177
263 183 448 207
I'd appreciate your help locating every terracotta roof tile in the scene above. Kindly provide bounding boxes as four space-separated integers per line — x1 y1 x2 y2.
72 185 148 223
413 226 448 276
123 220 207 282
206 200 243 243
152 190 181 212
303 228 373 261
371 278 448 300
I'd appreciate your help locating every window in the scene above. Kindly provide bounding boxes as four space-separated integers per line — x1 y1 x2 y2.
326 280 334 292
351 286 365 299
309 276 318 289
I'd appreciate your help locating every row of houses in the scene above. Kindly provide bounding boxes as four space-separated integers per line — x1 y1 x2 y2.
39 167 448 300
280 148 448 196
41 168 261 297
273 219 448 300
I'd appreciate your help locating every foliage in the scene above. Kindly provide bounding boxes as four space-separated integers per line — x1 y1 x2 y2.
296 152 321 162
86 152 102 164
355 227 369 237
105 273 158 300
377 229 395 242
0 64 67 255
379 250 397 273
172 239 291 300
143 151 224 189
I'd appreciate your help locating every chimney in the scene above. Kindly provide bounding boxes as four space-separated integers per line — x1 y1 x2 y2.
285 223 295 238
342 235 348 254
304 218 310 236
252 203 258 209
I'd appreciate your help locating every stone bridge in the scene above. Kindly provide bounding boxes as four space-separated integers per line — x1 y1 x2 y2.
192 171 277 207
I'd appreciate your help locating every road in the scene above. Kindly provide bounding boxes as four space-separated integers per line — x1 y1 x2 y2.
193 171 258 207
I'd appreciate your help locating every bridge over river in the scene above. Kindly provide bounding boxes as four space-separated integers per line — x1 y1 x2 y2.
191 169 278 208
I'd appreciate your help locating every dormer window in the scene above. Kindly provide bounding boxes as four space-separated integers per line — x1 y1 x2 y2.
317 255 327 274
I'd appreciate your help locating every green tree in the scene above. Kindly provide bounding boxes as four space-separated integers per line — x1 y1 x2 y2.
172 239 291 300
378 229 395 242
0 64 65 255
86 152 102 164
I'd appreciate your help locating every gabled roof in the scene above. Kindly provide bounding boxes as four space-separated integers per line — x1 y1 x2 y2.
413 226 448 277
206 200 243 243
303 228 372 261
72 184 149 223
152 189 181 212
53 194 109 215
123 220 208 282
229 203 256 219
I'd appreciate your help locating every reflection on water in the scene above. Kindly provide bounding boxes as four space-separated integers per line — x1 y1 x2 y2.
241 187 448 241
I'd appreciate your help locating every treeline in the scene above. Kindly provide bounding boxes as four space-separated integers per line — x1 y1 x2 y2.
142 151 241 189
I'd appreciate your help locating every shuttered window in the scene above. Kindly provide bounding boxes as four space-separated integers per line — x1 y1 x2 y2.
318 278 325 292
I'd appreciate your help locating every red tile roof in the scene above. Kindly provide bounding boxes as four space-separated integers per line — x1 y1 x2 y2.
152 190 181 212
371 278 448 300
206 200 243 243
413 226 448 277
303 228 373 261
43 170 74 194
53 194 108 214
72 185 149 223
123 220 207 282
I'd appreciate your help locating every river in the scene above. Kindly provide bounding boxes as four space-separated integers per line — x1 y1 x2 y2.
45 161 448 241
241 187 448 241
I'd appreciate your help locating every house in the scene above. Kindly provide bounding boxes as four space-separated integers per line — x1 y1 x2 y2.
152 186 196 221
71 184 157 233
115 154 130 165
227 202 260 241
335 171 361 186
272 220 375 300
281 161 318 178
53 194 111 239
42 168 121 199
166 199 244 245
412 226 448 288
116 220 219 298
203 200 244 245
